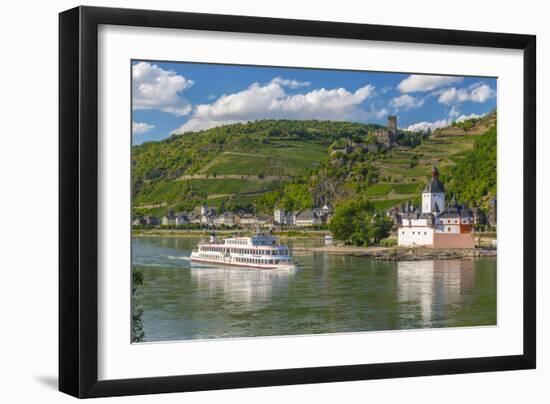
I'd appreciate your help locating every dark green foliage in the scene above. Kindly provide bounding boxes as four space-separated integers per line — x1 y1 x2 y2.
396 131 423 147
329 199 393 246
380 238 397 247
133 119 384 184
443 126 496 209
131 267 145 343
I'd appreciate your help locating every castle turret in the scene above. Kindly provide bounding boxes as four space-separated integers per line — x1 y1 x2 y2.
388 115 397 143
422 166 446 215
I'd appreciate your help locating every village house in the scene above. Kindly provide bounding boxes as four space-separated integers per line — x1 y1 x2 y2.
214 212 235 227
132 215 160 226
255 214 272 226
175 213 189 226
274 204 333 227
295 209 318 227
132 217 146 226
196 204 217 225
187 212 201 224
397 166 475 248
161 211 177 226
239 213 256 226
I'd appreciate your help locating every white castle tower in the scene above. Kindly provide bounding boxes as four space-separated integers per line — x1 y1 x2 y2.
422 166 445 215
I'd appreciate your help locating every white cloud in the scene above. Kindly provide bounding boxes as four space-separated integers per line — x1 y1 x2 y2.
438 83 494 105
406 110 487 132
173 78 377 133
449 106 461 119
456 113 482 123
270 77 311 89
398 75 462 93
132 61 194 116
132 122 155 135
406 119 450 132
389 94 424 110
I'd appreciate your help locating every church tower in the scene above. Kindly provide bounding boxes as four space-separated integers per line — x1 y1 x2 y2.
422 166 445 215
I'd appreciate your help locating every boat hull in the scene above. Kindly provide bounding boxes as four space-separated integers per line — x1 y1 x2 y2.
190 257 295 270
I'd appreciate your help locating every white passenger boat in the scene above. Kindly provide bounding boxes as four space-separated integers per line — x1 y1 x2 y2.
190 234 295 270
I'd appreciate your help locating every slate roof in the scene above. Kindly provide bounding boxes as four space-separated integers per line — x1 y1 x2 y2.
423 166 446 193
423 178 446 193
296 209 314 220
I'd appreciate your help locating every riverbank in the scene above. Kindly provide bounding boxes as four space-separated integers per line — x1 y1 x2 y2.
292 245 496 261
132 229 496 261
132 228 327 238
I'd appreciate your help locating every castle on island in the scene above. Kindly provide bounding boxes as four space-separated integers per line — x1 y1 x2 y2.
396 166 475 249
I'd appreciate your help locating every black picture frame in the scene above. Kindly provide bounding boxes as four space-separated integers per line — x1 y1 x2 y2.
59 5 536 398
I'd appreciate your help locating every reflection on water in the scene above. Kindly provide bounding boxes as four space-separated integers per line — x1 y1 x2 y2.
190 266 297 304
133 236 496 342
397 260 475 327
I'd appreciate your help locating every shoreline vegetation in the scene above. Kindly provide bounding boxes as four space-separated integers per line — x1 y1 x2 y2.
132 229 496 261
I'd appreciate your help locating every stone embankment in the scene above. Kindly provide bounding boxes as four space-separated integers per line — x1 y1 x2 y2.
291 245 496 261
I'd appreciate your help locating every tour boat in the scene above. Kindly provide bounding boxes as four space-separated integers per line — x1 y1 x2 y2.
190 234 295 270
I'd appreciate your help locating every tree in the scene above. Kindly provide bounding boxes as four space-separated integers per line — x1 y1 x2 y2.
131 266 145 343
329 199 392 246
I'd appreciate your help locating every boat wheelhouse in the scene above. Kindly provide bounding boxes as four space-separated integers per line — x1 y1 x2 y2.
190 234 295 269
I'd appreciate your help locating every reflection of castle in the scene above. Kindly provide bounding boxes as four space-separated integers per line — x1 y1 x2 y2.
397 260 474 325
397 167 475 248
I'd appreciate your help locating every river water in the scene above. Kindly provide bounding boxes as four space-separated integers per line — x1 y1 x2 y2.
132 236 496 342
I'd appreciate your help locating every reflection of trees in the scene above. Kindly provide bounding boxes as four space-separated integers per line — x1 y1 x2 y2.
131 266 145 342
190 266 297 304
397 260 475 327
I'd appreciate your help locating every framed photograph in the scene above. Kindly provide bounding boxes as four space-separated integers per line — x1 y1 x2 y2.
59 6 536 398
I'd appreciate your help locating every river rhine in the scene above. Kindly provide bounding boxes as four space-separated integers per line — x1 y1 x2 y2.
132 236 496 342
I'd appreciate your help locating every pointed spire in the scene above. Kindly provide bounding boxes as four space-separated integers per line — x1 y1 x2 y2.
432 166 439 179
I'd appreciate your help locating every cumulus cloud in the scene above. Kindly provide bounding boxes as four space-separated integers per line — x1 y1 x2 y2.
456 113 482 123
438 83 494 105
173 78 377 133
448 106 461 119
398 75 462 93
270 77 311 89
406 111 487 132
132 122 155 135
132 61 194 116
406 119 450 132
389 94 424 110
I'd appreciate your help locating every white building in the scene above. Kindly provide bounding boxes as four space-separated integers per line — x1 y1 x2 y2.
161 212 176 226
397 167 475 249
274 205 332 226
274 209 286 225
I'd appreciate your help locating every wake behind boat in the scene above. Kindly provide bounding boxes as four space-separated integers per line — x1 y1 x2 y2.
190 233 295 270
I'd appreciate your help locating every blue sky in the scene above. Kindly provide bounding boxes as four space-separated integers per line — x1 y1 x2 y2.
132 60 497 144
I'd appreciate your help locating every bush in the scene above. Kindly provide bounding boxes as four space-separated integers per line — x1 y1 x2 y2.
380 238 397 247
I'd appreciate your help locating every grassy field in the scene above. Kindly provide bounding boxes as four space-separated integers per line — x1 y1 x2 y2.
392 183 422 194
365 183 394 196
201 141 328 177
135 178 284 206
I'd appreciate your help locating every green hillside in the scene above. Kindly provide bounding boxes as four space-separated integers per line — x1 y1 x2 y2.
133 120 383 214
132 111 496 216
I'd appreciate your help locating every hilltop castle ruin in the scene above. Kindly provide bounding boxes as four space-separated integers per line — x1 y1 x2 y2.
373 115 397 147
